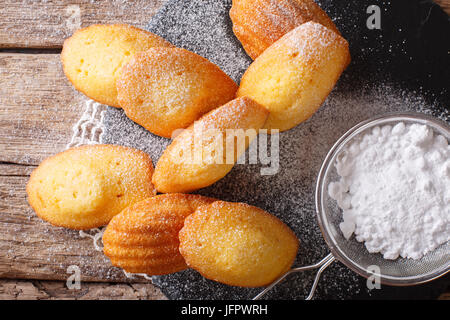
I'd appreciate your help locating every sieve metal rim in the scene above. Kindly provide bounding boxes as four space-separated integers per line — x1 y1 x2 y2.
254 112 449 300
315 111 450 286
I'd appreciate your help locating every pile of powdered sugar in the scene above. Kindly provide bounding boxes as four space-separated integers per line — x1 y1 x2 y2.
329 122 450 260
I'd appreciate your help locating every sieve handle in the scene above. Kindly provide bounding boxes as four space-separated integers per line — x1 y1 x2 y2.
253 253 335 300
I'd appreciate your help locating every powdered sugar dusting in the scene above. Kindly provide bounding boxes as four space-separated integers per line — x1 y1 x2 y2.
229 0 339 58
147 0 251 83
103 78 447 300
270 21 347 64
330 121 449 260
66 0 449 299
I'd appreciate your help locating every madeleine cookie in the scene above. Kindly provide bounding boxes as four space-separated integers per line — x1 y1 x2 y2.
61 24 173 107
117 47 238 138
152 97 269 193
179 201 299 287
103 194 216 275
237 22 350 132
27 145 156 230
230 0 339 59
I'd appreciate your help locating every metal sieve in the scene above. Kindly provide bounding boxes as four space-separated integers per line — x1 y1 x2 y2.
254 112 450 300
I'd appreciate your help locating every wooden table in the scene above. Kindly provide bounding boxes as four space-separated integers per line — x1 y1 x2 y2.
0 0 449 300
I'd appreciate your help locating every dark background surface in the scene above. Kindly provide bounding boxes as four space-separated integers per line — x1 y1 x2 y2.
316 0 449 117
102 0 449 299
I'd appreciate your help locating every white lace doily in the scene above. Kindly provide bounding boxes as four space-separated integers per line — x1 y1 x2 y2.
68 100 151 280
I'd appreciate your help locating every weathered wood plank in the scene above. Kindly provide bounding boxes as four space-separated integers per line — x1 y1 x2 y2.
0 0 448 299
0 53 86 165
0 162 166 291
0 166 165 289
0 279 166 300
0 167 164 294
0 0 448 49
0 164 161 287
0 174 147 283
0 0 166 48
0 163 35 176
0 51 163 288
0 53 144 283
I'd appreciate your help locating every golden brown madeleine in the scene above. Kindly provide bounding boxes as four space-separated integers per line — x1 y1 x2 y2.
230 0 339 59
103 194 216 275
26 145 156 230
61 24 173 107
179 201 299 287
237 22 350 132
117 47 238 138
152 97 269 193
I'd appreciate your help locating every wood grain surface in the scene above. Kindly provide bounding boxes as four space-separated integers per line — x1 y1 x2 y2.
0 53 84 165
0 279 167 300
0 0 167 299
0 0 448 300
0 169 135 283
0 0 448 48
0 0 166 48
